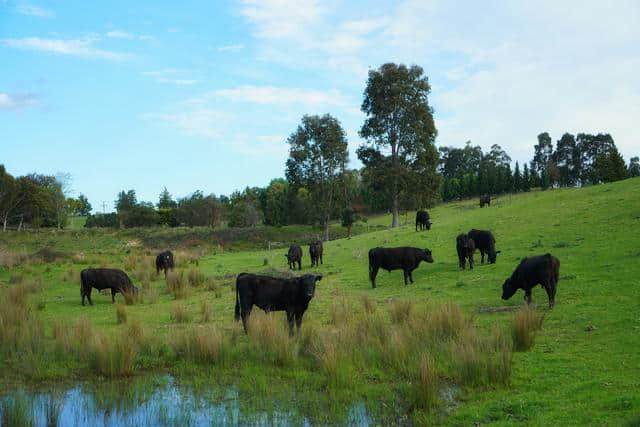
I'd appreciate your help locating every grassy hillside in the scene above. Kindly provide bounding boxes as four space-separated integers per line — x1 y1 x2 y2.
1 178 639 425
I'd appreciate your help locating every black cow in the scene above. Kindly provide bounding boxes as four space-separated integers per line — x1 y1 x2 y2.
479 195 491 208
309 240 323 267
468 229 500 264
415 210 432 231
285 244 302 270
234 273 322 334
80 268 138 306
368 247 434 288
501 254 560 308
155 250 175 277
456 234 475 270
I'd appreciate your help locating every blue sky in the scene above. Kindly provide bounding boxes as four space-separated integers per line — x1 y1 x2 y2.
1 0 638 212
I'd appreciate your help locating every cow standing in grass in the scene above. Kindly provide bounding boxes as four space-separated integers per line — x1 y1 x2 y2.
480 195 491 207
80 268 138 305
468 229 500 264
234 273 322 334
415 210 432 231
456 234 475 270
286 244 302 270
309 241 323 267
502 254 560 308
155 250 174 277
368 247 434 288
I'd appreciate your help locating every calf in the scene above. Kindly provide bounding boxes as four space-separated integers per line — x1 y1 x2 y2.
415 210 432 231
285 244 302 270
468 229 500 264
479 195 491 207
155 250 175 277
234 273 322 334
80 268 138 306
309 240 323 267
368 247 434 288
501 254 560 308
456 234 475 270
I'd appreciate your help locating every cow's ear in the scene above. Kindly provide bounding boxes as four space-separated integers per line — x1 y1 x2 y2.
315 275 323 282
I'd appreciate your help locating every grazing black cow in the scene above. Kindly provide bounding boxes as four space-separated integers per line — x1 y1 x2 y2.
285 244 302 270
234 273 323 334
456 234 476 270
80 268 138 306
368 247 434 288
467 229 500 264
155 250 175 277
309 240 323 267
479 195 491 207
501 254 560 308
415 210 432 231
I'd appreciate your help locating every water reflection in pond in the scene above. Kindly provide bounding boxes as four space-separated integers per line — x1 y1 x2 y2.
0 376 372 426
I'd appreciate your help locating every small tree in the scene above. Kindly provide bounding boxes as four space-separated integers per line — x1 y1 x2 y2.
629 156 640 177
158 187 177 209
286 114 348 240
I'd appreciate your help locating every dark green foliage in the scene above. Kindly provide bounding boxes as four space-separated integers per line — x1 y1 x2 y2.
176 190 221 227
286 114 349 240
358 63 439 227
628 156 640 177
85 213 118 228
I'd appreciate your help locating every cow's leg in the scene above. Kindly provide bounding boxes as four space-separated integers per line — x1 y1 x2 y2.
241 306 252 334
409 269 415 284
286 311 295 336
544 280 556 308
295 311 304 331
320 254 323 265
370 266 379 288
86 287 93 306
81 290 85 306
111 288 117 303
298 260 301 271
403 269 409 286
524 289 532 305
469 254 474 270
480 250 485 264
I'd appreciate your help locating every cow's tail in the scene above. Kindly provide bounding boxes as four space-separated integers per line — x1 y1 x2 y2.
234 275 241 321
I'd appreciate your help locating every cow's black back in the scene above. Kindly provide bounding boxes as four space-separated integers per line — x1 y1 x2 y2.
286 244 302 270
80 268 137 306
456 234 475 270
309 241 323 267
479 195 491 207
415 210 431 231
368 247 434 288
502 254 560 308
468 229 499 264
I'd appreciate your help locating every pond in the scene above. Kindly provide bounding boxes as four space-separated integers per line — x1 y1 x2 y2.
0 376 372 426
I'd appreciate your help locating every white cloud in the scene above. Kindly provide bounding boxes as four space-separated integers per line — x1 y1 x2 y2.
0 92 39 110
141 69 197 85
143 109 233 140
218 44 244 52
240 0 325 39
106 30 134 39
15 3 52 17
215 85 354 111
2 36 130 61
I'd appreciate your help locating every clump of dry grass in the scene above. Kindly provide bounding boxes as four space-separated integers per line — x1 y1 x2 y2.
389 299 414 324
0 281 45 355
8 273 24 284
413 353 438 410
247 311 297 366
205 278 223 298
171 325 228 364
200 301 213 323
144 288 159 304
122 288 141 305
88 329 138 377
166 271 189 299
426 303 471 340
116 305 127 324
330 299 353 325
512 307 544 351
171 303 191 323
187 268 205 287
71 253 86 264
360 295 377 314
310 329 354 389
449 328 513 386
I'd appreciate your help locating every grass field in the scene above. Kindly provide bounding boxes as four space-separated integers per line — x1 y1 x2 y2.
1 178 639 425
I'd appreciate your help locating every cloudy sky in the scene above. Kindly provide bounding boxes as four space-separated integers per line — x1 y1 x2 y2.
2 0 638 211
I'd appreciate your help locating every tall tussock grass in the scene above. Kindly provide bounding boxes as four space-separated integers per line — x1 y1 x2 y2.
171 325 228 364
247 311 297 366
413 353 438 410
360 295 377 314
389 299 414 324
171 303 191 323
187 268 205 287
88 327 140 377
512 307 545 351
116 305 127 324
0 282 45 355
166 271 189 299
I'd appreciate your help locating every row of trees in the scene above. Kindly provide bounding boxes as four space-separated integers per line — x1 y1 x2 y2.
0 166 91 231
4 63 639 233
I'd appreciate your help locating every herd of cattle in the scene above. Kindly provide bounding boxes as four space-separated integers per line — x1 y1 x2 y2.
79 195 561 334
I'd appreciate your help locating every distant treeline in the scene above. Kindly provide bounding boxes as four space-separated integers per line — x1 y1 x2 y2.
2 63 638 233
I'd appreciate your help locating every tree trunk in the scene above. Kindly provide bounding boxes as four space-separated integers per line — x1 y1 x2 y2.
323 215 330 241
18 215 23 232
391 194 399 228
2 215 7 232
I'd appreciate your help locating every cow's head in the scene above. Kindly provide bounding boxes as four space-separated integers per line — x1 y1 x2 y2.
501 278 516 300
426 221 432 230
422 249 434 263
299 274 322 299
488 249 501 264
285 253 294 262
